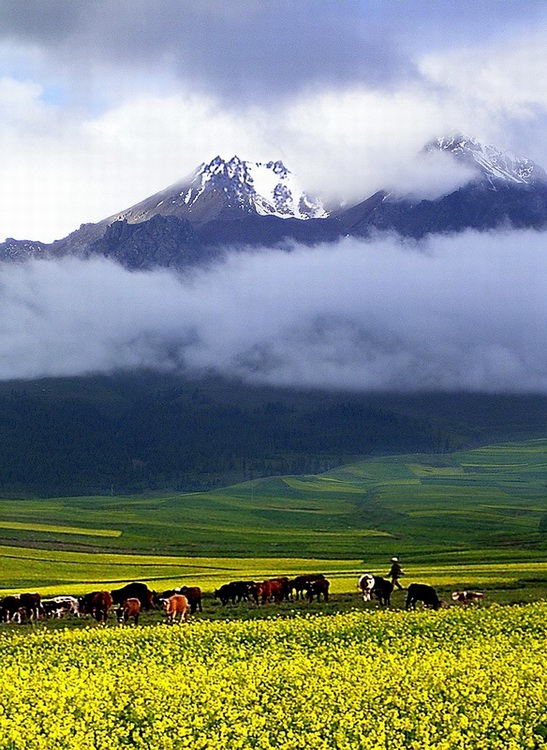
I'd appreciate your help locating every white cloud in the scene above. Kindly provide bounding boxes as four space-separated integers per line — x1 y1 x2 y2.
418 31 547 163
0 229 545 392
0 78 500 242
0 86 271 241
1 19 547 241
279 85 487 203
420 33 547 111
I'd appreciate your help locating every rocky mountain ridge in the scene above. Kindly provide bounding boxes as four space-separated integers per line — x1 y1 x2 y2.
2 136 546 269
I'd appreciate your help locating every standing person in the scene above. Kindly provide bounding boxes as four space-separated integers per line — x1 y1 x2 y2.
388 557 405 589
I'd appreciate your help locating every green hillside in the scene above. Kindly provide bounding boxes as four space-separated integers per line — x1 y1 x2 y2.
0 438 545 597
0 372 545 496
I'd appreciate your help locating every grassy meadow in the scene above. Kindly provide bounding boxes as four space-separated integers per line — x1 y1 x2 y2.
0 437 545 606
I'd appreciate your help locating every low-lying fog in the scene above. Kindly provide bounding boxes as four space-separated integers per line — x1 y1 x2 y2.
1 228 545 392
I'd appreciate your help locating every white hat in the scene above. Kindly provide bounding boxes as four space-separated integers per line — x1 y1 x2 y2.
391 557 399 562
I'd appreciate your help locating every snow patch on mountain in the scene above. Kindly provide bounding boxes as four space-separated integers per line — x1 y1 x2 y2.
184 155 328 219
432 135 547 187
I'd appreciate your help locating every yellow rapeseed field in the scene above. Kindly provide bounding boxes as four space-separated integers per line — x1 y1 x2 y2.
0 604 545 749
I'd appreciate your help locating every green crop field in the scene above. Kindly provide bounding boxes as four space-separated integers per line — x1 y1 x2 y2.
0 438 545 604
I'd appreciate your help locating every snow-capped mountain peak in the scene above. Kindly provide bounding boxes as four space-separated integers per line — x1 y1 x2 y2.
431 135 546 187
183 155 327 220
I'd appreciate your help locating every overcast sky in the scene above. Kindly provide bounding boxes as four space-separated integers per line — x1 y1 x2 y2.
2 0 547 241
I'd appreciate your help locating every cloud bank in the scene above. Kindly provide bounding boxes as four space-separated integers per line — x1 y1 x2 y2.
0 229 545 392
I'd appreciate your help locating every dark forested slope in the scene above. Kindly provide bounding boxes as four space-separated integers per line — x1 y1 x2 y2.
0 372 545 497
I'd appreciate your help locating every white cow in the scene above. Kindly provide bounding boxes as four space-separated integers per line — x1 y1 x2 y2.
42 595 80 618
451 591 484 606
358 574 375 602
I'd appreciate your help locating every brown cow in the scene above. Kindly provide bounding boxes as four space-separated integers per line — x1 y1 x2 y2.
161 594 189 624
156 587 202 615
80 591 113 623
451 590 484 605
179 586 203 614
116 597 141 625
270 577 291 601
0 593 42 623
256 579 286 605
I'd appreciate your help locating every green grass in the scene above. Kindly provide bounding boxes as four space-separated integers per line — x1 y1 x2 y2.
0 438 545 600
0 521 121 537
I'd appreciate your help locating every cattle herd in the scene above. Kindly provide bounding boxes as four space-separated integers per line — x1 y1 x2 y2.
213 574 329 606
358 573 484 610
0 573 484 627
0 583 200 626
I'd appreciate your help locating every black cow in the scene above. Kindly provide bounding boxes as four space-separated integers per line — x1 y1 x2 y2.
305 578 330 603
214 581 255 605
290 574 325 600
111 582 155 611
0 595 21 623
405 583 440 611
179 586 203 614
371 576 393 607
1 593 42 623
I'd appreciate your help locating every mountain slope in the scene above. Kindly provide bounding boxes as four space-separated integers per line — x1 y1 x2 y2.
83 215 207 270
432 135 547 186
108 155 328 226
338 135 547 238
1 136 546 268
0 373 545 497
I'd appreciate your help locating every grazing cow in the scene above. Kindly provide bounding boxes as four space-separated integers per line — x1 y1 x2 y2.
116 597 141 625
358 574 375 602
231 581 257 603
271 577 291 602
289 574 325 600
1 593 42 623
256 579 285 605
80 591 113 623
111 582 155 611
406 583 440 611
214 583 235 606
42 595 80 619
179 586 203 615
161 594 189 624
451 590 484 606
255 580 269 605
256 578 292 605
214 581 254 606
370 576 393 607
155 586 202 615
21 592 43 620
0 595 21 623
305 577 330 603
